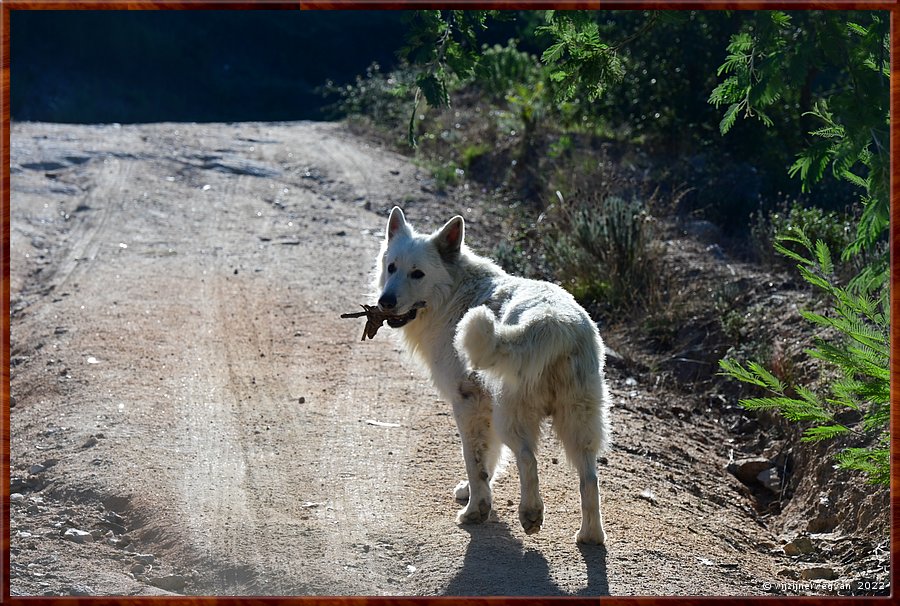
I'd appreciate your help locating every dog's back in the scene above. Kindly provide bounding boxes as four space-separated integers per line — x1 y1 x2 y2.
454 276 610 454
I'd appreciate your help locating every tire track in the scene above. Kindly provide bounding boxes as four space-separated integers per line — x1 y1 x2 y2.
46 156 132 294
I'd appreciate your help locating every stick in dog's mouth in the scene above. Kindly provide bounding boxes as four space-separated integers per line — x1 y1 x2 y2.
340 301 426 341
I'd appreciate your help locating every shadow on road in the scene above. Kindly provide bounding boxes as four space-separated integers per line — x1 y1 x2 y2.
443 520 609 596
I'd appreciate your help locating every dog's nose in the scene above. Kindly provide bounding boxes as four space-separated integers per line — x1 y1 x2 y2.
378 293 397 311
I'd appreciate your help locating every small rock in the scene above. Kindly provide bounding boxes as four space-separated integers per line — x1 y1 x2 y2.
784 536 815 556
63 528 94 544
638 488 658 505
624 377 638 387
111 535 132 548
66 585 93 596
727 457 772 486
90 529 105 540
82 436 99 449
757 467 781 492
105 511 126 525
28 464 46 475
133 553 155 565
130 563 146 575
148 574 188 592
298 396 306 404
800 567 837 581
10 493 25 504
807 514 838 534
24 475 45 490
778 569 799 579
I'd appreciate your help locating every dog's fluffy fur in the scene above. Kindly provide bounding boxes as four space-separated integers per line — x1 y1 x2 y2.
375 207 609 544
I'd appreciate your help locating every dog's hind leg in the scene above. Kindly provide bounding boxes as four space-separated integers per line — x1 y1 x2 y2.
494 398 544 535
553 397 607 545
572 448 606 545
452 384 501 525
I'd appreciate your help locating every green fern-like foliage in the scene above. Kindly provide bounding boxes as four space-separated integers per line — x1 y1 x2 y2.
536 11 627 103
710 12 889 288
719 228 889 485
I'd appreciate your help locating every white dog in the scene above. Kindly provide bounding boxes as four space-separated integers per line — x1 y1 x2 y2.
374 207 610 544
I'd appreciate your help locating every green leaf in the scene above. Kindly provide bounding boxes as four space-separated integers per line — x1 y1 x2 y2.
740 397 790 411
719 103 740 134
718 358 770 388
802 425 850 442
835 448 890 485
416 73 450 109
846 22 868 37
814 240 834 275
542 42 566 64
773 241 813 266
747 361 785 392
770 11 792 27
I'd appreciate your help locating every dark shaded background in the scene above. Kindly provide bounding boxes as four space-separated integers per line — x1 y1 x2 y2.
11 10 414 123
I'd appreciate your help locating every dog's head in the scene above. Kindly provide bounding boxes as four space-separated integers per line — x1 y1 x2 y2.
374 206 463 326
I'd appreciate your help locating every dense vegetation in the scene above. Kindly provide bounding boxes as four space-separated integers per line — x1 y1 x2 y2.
324 10 890 487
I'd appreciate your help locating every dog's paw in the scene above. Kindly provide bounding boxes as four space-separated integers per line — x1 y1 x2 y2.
453 480 470 502
518 504 544 535
456 498 491 525
576 524 606 545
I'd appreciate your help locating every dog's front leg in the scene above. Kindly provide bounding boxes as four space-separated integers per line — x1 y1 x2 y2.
452 382 500 525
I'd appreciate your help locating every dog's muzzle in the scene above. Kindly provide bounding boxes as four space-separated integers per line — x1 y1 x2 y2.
386 308 418 328
382 300 426 328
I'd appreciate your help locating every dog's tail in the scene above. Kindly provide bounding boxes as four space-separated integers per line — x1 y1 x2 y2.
453 305 593 385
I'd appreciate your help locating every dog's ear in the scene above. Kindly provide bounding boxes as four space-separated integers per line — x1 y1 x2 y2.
386 206 411 241
435 215 464 261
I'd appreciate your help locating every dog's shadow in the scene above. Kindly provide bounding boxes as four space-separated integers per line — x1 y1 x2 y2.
443 519 609 596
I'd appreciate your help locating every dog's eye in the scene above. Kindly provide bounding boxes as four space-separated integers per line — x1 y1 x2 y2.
410 269 425 280
387 263 396 274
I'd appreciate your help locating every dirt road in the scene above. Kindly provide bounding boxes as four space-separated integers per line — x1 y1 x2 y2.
10 121 790 596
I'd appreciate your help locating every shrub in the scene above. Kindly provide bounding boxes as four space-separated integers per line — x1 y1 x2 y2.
321 61 416 131
472 40 542 100
750 200 858 279
547 195 661 315
720 228 889 485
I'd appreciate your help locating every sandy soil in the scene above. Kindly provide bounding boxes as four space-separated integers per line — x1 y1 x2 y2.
8 120 844 596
